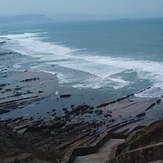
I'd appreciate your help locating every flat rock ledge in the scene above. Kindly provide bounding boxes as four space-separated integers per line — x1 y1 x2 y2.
1 86 163 162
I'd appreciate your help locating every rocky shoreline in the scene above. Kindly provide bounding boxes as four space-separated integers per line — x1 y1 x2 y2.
1 50 163 162
1 92 163 163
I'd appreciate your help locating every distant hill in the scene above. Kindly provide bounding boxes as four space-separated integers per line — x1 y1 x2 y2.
0 14 53 24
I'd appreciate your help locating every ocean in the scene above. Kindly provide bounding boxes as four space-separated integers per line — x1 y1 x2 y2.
1 18 163 105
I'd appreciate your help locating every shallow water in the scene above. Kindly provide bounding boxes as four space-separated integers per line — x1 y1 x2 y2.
1 18 163 101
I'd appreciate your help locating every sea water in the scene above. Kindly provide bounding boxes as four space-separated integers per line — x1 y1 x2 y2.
0 18 163 104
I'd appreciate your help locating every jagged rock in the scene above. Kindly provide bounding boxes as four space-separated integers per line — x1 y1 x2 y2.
20 77 39 82
104 114 112 117
0 83 6 87
87 110 93 114
63 108 69 114
95 110 103 115
0 109 10 115
0 41 6 44
146 103 156 111
5 89 12 92
136 112 146 118
68 105 90 115
60 94 72 98
43 129 51 135
55 117 61 121
14 87 22 91
71 104 75 108
97 103 109 108
14 124 29 131
0 52 15 55
109 119 115 123
89 106 94 110
156 99 161 104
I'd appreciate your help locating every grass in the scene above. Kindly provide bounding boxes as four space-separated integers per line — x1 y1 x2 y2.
126 120 163 150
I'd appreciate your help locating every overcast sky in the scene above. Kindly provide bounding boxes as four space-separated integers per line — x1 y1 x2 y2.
0 0 163 19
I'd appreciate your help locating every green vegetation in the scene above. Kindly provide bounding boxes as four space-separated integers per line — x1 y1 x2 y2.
126 120 163 150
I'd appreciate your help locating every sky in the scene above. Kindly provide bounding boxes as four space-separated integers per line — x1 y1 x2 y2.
0 0 163 19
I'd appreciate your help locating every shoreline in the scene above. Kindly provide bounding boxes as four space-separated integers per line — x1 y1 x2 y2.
1 49 163 162
1 86 163 162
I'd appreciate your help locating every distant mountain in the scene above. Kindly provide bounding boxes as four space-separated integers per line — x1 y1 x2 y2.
0 14 53 24
50 14 98 21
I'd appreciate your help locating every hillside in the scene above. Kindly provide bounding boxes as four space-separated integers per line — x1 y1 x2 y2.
0 14 53 24
126 119 163 150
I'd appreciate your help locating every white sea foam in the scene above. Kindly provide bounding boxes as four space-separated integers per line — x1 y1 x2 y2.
13 64 21 68
3 33 76 57
54 55 163 91
2 32 163 95
135 87 163 98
